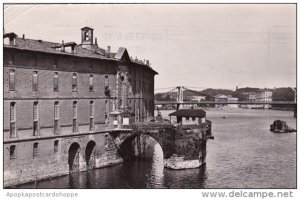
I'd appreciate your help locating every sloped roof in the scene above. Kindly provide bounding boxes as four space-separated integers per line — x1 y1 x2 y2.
4 32 158 74
81 26 93 30
115 47 130 61
169 109 206 118
4 32 17 38
4 37 110 60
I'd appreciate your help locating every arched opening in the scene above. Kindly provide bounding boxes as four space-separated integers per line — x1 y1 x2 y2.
85 141 96 170
118 134 164 161
118 134 164 187
68 143 81 173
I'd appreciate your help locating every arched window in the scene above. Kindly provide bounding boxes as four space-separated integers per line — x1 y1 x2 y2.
53 72 59 91
89 74 94 92
54 140 59 153
10 145 16 160
32 71 38 91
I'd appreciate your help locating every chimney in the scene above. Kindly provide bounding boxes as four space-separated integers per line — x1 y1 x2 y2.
71 44 75 54
22 34 25 40
146 60 149 65
107 46 111 53
95 37 98 46
135 57 138 62
61 40 65 52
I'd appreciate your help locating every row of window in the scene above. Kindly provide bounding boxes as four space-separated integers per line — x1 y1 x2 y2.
9 140 59 160
9 101 95 138
8 69 110 92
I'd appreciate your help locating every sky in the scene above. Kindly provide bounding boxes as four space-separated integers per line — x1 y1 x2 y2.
3 4 296 91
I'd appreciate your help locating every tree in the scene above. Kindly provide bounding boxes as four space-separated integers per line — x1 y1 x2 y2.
273 87 295 101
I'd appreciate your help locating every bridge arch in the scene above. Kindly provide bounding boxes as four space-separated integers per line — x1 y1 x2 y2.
85 140 97 170
68 142 81 173
117 133 164 161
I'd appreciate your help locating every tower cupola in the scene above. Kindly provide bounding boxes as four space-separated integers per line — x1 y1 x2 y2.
81 26 94 46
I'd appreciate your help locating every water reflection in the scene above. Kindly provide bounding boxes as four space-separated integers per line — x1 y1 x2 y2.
164 165 207 189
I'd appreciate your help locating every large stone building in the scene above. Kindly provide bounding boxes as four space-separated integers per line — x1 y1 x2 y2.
3 27 158 187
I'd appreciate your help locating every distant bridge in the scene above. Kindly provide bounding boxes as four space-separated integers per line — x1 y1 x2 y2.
155 101 296 105
154 86 297 117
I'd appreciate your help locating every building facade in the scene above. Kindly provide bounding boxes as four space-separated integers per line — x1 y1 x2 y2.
214 94 239 108
245 89 273 109
3 27 157 187
255 89 273 109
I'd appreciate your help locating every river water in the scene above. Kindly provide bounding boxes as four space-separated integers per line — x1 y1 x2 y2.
17 109 296 189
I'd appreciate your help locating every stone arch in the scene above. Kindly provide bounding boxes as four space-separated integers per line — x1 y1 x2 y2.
85 140 96 170
117 133 164 161
68 142 81 173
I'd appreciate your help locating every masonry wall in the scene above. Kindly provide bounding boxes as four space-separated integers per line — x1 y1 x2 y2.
4 133 122 187
3 47 156 187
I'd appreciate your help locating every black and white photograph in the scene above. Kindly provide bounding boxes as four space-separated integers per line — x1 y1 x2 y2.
2 2 297 192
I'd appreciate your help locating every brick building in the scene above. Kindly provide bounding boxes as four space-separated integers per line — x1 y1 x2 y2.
3 27 158 187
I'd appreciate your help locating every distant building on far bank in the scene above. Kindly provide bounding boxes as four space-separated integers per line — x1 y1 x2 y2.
189 95 206 102
240 88 273 109
214 94 239 108
256 88 273 109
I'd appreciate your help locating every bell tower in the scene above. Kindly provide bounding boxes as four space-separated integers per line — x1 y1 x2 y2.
81 26 94 46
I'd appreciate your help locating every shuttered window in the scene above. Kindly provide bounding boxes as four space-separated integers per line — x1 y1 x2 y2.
9 69 15 91
90 101 94 118
89 74 94 92
89 101 94 131
73 101 77 118
54 101 59 120
10 102 16 138
54 101 59 134
33 143 38 158
10 102 16 122
72 73 77 92
33 102 39 136
72 101 77 132
53 72 59 91
32 71 38 91
33 102 38 121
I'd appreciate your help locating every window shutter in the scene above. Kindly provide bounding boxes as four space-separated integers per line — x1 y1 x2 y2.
33 103 38 121
90 102 94 117
54 103 59 120
9 71 15 91
10 103 15 121
73 102 77 118
53 73 58 91
32 73 38 91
